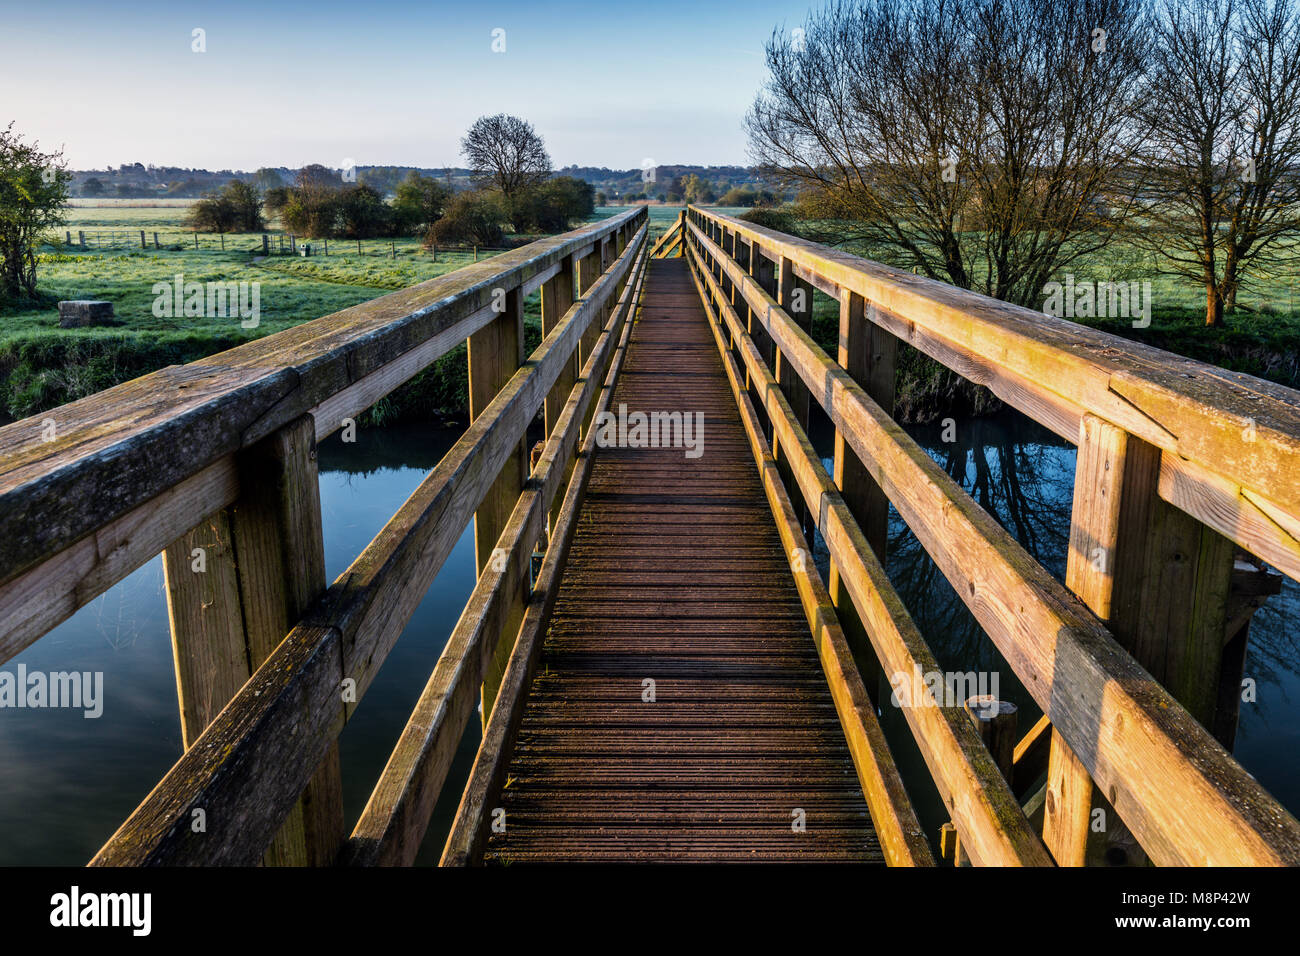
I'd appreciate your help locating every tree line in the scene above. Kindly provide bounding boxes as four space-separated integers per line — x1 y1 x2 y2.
185 113 594 248
748 0 1300 326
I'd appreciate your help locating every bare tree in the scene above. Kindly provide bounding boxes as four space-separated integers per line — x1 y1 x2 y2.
460 114 552 200
1138 0 1300 326
745 0 1152 308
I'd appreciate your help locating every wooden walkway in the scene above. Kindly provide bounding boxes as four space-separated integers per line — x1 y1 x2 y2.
483 258 881 863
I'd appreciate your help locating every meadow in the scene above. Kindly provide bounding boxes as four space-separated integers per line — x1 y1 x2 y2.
5 199 1296 425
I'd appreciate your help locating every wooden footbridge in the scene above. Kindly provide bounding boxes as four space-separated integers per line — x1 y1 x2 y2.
3 205 1300 866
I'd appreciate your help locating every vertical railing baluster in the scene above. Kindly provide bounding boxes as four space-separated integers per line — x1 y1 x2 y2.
1047 413 1234 865
830 288 897 702
164 414 344 865
469 284 528 723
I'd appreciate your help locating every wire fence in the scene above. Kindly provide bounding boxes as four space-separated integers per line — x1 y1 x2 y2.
45 228 511 262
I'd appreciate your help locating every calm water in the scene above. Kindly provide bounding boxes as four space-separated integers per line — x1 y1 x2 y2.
1 412 1297 864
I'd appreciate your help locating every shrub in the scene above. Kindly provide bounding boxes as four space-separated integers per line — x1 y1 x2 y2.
425 191 505 247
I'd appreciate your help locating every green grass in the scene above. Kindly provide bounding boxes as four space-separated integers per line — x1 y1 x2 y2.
796 230 1300 422
27 201 1289 428
2 202 527 421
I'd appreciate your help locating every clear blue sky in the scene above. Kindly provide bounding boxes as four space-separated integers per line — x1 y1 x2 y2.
1 0 815 171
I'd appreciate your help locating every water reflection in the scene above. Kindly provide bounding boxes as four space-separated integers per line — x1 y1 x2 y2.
0 421 476 866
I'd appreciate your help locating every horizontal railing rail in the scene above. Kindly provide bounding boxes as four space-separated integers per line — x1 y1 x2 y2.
689 210 1300 585
683 205 1300 866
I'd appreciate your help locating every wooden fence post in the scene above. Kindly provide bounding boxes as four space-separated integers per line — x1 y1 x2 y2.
773 255 813 536
829 288 897 702
575 244 605 404
140 231 146 249
1044 413 1235 866
162 414 344 865
469 284 528 724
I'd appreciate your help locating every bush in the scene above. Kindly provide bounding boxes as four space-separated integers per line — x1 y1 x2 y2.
425 191 505 247
738 207 796 233
391 172 451 236
186 179 265 233
510 176 594 233
334 184 393 238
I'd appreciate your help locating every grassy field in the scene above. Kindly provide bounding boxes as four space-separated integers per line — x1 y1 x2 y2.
6 199 1296 425
2 201 712 423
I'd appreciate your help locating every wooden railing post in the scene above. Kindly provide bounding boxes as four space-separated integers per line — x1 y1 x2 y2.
774 256 813 537
541 254 577 439
576 245 603 359
163 413 344 865
469 284 528 723
1045 413 1236 865
830 288 897 702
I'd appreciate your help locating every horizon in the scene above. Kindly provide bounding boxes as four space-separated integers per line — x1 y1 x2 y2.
2 0 812 171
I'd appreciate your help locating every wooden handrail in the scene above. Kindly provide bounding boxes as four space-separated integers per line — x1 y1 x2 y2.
344 240 651 866
685 230 1049 866
686 208 1300 585
0 208 647 666
89 222 648 866
683 208 1300 866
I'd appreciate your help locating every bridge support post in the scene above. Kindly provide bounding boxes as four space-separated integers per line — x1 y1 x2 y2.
575 245 605 433
829 288 896 703
1044 414 1235 865
742 239 776 427
469 285 529 725
541 254 577 441
162 414 345 865
774 255 813 540
541 253 580 539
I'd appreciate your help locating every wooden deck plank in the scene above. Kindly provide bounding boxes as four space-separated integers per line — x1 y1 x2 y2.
484 258 882 864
